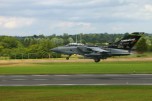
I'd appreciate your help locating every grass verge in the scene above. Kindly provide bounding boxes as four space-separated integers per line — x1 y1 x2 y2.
0 61 152 74
0 86 152 101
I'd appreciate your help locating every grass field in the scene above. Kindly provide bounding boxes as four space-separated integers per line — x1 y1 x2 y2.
1 61 152 101
0 61 152 74
0 86 152 101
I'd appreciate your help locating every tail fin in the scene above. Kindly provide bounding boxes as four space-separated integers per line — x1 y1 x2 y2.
109 32 144 50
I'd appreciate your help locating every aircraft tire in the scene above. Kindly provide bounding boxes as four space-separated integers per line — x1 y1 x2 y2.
94 58 100 62
66 57 69 60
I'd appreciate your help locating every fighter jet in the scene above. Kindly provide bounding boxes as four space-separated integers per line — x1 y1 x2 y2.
51 32 144 62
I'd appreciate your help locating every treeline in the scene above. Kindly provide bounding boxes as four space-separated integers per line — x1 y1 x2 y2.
0 33 151 59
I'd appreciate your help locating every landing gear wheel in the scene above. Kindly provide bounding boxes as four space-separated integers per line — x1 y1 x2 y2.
66 57 69 60
94 58 100 63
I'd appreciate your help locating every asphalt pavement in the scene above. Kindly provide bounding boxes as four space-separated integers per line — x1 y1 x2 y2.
0 74 152 86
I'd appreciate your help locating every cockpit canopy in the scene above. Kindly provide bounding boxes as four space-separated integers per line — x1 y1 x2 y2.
66 43 84 46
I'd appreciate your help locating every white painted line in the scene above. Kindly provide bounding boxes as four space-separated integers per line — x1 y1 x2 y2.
37 84 107 86
37 83 152 86
54 75 70 76
12 79 27 81
1 83 152 86
33 79 48 81
11 75 26 77
0 85 19 86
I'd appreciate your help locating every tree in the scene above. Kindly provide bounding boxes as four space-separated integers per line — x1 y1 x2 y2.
68 37 74 43
51 37 63 46
136 37 148 53
0 36 21 49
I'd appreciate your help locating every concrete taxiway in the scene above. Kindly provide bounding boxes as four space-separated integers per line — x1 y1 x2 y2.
0 74 152 86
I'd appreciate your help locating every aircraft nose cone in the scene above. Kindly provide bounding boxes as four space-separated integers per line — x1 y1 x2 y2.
51 48 58 52
51 47 61 53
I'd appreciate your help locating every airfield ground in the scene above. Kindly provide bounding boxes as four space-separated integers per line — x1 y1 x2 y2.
1 58 152 101
1 86 152 101
0 59 152 74
0 57 152 65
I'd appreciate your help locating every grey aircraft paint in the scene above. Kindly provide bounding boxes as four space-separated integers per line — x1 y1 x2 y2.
51 32 144 62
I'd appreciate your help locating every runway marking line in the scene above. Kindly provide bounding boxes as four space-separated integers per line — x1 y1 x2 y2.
33 79 48 81
12 79 27 81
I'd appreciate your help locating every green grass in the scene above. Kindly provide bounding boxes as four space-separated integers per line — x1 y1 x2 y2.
1 62 152 101
0 86 152 101
0 61 152 74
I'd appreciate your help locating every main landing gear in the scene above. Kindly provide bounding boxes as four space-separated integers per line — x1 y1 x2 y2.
94 58 100 63
66 55 71 60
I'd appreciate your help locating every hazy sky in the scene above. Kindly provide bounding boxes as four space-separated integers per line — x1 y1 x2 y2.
0 0 152 36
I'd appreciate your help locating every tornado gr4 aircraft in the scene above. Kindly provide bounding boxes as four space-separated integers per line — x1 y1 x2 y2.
51 32 144 62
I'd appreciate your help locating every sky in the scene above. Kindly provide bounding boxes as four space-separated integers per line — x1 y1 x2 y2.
0 0 152 36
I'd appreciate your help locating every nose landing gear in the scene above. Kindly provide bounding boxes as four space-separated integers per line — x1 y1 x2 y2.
66 55 71 60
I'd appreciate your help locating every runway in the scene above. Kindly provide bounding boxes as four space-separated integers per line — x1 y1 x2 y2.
0 74 152 86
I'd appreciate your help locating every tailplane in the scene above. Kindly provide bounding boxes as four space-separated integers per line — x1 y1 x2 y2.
109 32 144 50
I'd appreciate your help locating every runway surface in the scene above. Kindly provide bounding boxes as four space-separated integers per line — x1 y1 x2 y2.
0 74 152 86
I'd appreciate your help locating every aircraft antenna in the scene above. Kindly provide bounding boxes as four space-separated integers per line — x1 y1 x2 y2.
76 34 77 43
80 34 81 43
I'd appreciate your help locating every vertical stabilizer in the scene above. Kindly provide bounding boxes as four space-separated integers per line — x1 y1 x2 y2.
109 32 144 50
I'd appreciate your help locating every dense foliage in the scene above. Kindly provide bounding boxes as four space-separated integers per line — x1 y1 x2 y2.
0 33 151 59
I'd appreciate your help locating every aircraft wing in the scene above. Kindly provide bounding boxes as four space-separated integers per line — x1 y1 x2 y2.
84 47 110 61
88 47 109 53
